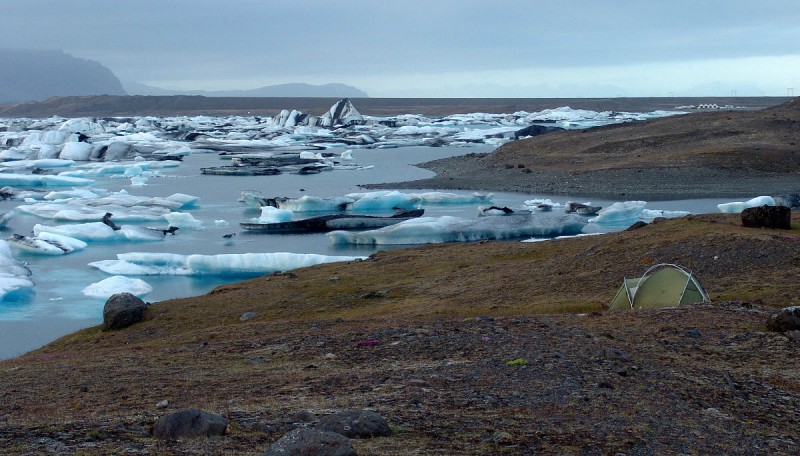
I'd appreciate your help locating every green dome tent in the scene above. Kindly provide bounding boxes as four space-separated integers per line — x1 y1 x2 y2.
609 263 709 310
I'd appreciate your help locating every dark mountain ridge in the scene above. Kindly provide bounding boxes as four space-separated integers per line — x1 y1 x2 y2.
123 81 368 98
0 49 126 103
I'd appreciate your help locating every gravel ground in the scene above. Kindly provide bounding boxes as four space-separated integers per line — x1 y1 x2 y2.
364 152 796 200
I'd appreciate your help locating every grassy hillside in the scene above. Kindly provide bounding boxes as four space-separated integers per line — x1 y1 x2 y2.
1 213 798 454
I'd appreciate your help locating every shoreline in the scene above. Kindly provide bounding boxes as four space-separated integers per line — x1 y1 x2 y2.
361 152 796 201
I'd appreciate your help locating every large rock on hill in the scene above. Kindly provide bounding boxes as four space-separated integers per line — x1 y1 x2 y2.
0 49 126 103
102 292 148 330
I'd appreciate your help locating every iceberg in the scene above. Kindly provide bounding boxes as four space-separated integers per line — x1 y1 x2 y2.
264 195 355 212
16 203 170 222
589 201 647 226
163 212 204 230
717 196 775 213
0 240 34 302
34 222 165 242
257 206 294 223
82 275 153 298
0 173 94 187
89 251 365 276
58 142 94 160
7 232 87 255
639 209 691 222
328 214 586 245
345 191 421 212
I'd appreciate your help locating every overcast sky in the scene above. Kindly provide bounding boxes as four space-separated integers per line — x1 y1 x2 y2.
3 0 800 97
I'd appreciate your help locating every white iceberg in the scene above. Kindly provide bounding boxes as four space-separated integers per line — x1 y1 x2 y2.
639 209 691 222
0 240 35 302
257 206 294 223
33 222 165 242
717 196 775 214
163 212 204 230
346 190 421 212
589 201 648 225
89 251 365 276
328 214 586 245
82 275 153 298
0 173 94 187
7 232 87 255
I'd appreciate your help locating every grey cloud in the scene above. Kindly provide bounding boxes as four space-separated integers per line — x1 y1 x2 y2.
1 0 799 88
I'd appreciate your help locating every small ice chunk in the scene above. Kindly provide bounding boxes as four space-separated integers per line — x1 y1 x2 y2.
162 212 204 230
82 275 153 298
258 206 293 223
129 176 148 186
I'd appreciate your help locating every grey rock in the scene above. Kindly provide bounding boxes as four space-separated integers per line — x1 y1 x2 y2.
102 292 147 330
317 410 392 439
264 427 356 456
741 205 791 230
240 311 257 321
597 347 630 362
153 408 229 440
766 306 800 332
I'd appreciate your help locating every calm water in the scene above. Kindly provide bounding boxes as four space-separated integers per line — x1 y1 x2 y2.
0 145 735 359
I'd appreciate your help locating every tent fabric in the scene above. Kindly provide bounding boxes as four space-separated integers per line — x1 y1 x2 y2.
609 264 709 310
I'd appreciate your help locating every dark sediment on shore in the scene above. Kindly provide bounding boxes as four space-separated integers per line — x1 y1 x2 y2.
362 152 797 200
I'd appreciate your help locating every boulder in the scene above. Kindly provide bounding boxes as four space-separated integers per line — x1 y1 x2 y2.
741 205 791 229
316 410 392 439
102 292 148 330
153 408 229 440
766 306 800 332
264 428 356 456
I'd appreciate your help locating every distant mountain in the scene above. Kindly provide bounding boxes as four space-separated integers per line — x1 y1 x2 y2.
0 49 126 103
123 81 369 98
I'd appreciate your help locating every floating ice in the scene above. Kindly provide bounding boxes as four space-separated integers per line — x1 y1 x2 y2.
7 232 87 255
163 212 204 230
0 173 94 187
0 158 75 170
639 209 691 222
130 176 148 186
589 201 648 225
0 240 34 302
89 251 365 276
346 191 421 212
717 196 775 213
523 198 563 209
43 188 107 200
257 206 294 223
16 203 169 222
34 222 165 242
328 214 586 245
410 192 492 205
272 195 355 212
82 275 153 298
59 142 94 160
